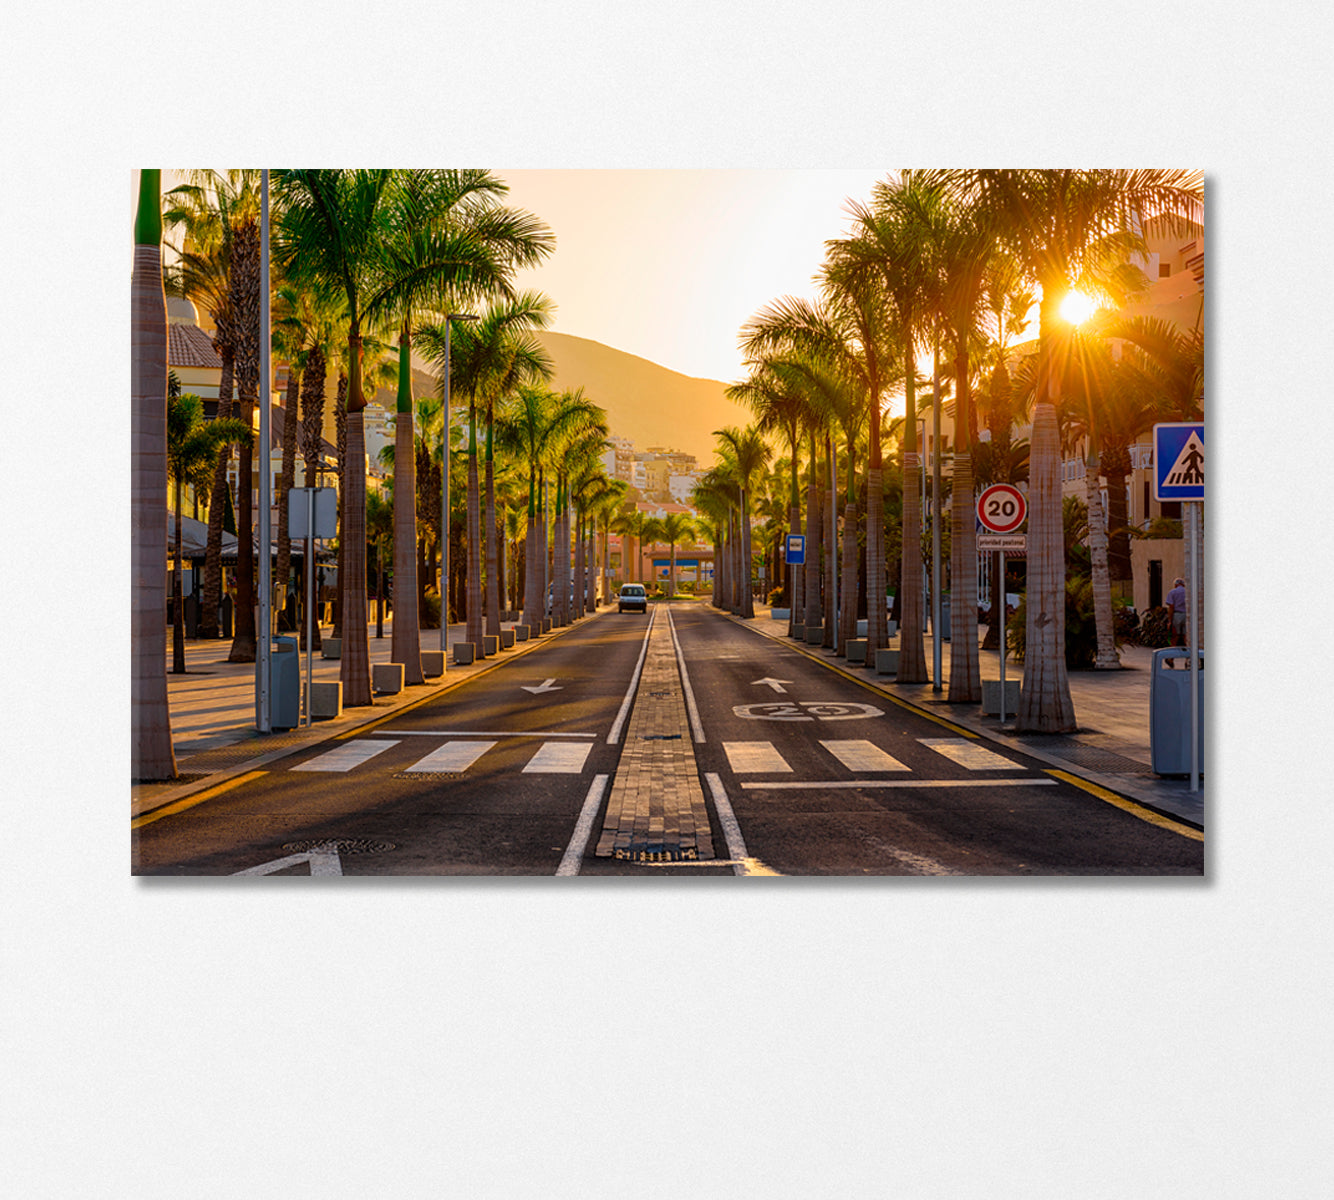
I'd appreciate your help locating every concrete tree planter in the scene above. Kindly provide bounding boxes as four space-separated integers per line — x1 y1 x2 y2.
875 649 900 675
770 608 790 621
454 642 475 666
844 638 867 663
321 637 341 660
541 618 552 633
805 627 823 645
514 625 531 642
500 629 515 649
310 681 342 719
421 651 445 678
373 663 404 695
791 623 805 640
482 635 499 656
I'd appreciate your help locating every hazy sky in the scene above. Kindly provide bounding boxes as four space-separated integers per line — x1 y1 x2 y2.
498 169 886 383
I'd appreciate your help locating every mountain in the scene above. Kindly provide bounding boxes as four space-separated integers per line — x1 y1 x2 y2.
531 330 747 465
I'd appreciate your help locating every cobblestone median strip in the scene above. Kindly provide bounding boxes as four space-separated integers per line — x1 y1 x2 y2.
595 606 715 861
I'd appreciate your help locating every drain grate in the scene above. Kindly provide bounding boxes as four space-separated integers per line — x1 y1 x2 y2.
1022 743 1157 777
281 838 395 855
641 734 682 741
393 771 465 780
613 845 700 862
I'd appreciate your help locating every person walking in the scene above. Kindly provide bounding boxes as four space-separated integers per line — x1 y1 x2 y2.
1166 577 1188 646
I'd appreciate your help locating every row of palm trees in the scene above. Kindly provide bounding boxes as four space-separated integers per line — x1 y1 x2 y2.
698 170 1202 735
135 168 629 781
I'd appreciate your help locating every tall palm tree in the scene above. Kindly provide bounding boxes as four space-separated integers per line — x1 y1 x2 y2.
690 472 734 608
365 483 393 639
712 425 772 618
642 512 697 599
132 170 176 781
931 169 1202 731
167 383 249 673
612 505 648 591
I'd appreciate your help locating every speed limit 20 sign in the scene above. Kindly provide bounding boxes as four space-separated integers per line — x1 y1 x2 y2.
977 484 1027 534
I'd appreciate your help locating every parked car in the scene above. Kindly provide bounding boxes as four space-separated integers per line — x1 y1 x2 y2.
617 584 648 614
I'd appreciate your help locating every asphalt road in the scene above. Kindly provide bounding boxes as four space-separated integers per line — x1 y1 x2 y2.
133 603 1204 877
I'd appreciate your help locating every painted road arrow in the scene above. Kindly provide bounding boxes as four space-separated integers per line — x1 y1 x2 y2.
521 678 563 694
751 677 792 693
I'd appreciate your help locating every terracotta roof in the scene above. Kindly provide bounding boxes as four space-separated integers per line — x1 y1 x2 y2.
168 323 222 369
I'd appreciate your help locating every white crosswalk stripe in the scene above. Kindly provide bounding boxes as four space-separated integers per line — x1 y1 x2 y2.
917 738 1024 770
820 739 910 772
522 741 594 774
723 742 793 773
403 741 497 773
292 739 400 772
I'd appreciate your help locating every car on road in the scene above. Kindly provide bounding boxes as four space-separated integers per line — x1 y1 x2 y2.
617 584 648 614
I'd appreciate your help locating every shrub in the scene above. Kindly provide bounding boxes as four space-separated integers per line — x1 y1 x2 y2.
1113 602 1141 645
1139 605 1173 648
767 586 785 606
1007 576 1110 669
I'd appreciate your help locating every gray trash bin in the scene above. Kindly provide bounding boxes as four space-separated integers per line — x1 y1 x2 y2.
1150 647 1204 776
937 596 951 642
259 635 300 730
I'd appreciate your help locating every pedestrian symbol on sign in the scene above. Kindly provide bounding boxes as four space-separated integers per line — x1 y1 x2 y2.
1165 433 1203 488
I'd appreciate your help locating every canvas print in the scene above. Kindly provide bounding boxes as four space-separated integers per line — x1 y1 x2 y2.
131 168 1205 876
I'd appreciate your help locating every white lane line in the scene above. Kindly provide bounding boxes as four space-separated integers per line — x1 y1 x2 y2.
608 604 656 745
377 730 596 738
723 741 793 773
821 739 910 772
704 771 784 877
291 739 401 772
739 778 1058 790
666 604 706 743
403 741 496 773
918 738 1026 770
556 774 610 876
523 741 594 774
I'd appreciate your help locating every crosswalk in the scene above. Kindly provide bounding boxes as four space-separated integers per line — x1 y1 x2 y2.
723 737 1030 777
291 737 593 776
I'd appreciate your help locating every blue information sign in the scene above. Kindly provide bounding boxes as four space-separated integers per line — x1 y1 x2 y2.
784 534 806 565
1153 423 1204 502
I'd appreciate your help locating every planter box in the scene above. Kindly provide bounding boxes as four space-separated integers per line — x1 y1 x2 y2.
320 637 341 660
875 649 900 676
541 618 552 634
770 607 791 621
805 627 823 645
791 623 805 640
482 635 499 656
982 679 1021 715
844 638 867 663
453 642 475 666
421 651 445 678
373 663 404 695
500 629 515 649
310 681 342 720
514 625 530 642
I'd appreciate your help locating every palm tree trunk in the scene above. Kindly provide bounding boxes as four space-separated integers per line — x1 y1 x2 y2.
199 348 235 641
172 477 186 674
840 500 858 656
1086 455 1119 669
466 399 484 653
523 474 541 630
1016 290 1076 732
132 170 176 780
339 337 372 706
227 214 260 665
392 335 423 683
332 371 348 639
948 337 981 703
804 450 823 635
275 369 299 631
298 344 325 650
484 404 501 639
898 444 927 682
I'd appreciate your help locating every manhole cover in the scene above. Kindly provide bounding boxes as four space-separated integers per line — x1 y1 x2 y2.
281 838 395 855
641 734 682 741
393 771 465 780
613 845 700 862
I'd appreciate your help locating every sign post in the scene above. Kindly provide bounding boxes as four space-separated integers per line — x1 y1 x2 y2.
977 484 1028 725
1153 423 1204 793
289 487 337 727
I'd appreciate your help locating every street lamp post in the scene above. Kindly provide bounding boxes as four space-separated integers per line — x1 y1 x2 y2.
257 169 273 731
440 313 479 656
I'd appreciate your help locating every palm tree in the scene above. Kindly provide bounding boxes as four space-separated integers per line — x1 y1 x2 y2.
612 505 648 592
642 513 697 599
163 171 260 645
712 425 772 618
168 382 250 673
132 170 177 781
366 483 393 639
690 471 735 608
931 169 1202 731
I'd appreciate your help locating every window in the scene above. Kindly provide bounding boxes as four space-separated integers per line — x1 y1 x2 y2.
1159 262 1172 278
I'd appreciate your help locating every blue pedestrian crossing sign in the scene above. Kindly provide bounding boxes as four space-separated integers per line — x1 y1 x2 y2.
1153 423 1204 502
784 534 806 565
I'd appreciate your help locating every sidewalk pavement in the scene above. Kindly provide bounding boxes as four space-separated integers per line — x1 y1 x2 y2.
134 601 1205 832
737 604 1205 828
132 612 600 820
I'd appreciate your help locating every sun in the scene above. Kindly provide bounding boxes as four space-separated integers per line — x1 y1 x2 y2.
1060 290 1097 325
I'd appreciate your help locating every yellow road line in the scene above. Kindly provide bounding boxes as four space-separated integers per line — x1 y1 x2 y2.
132 770 269 829
1045 769 1204 840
